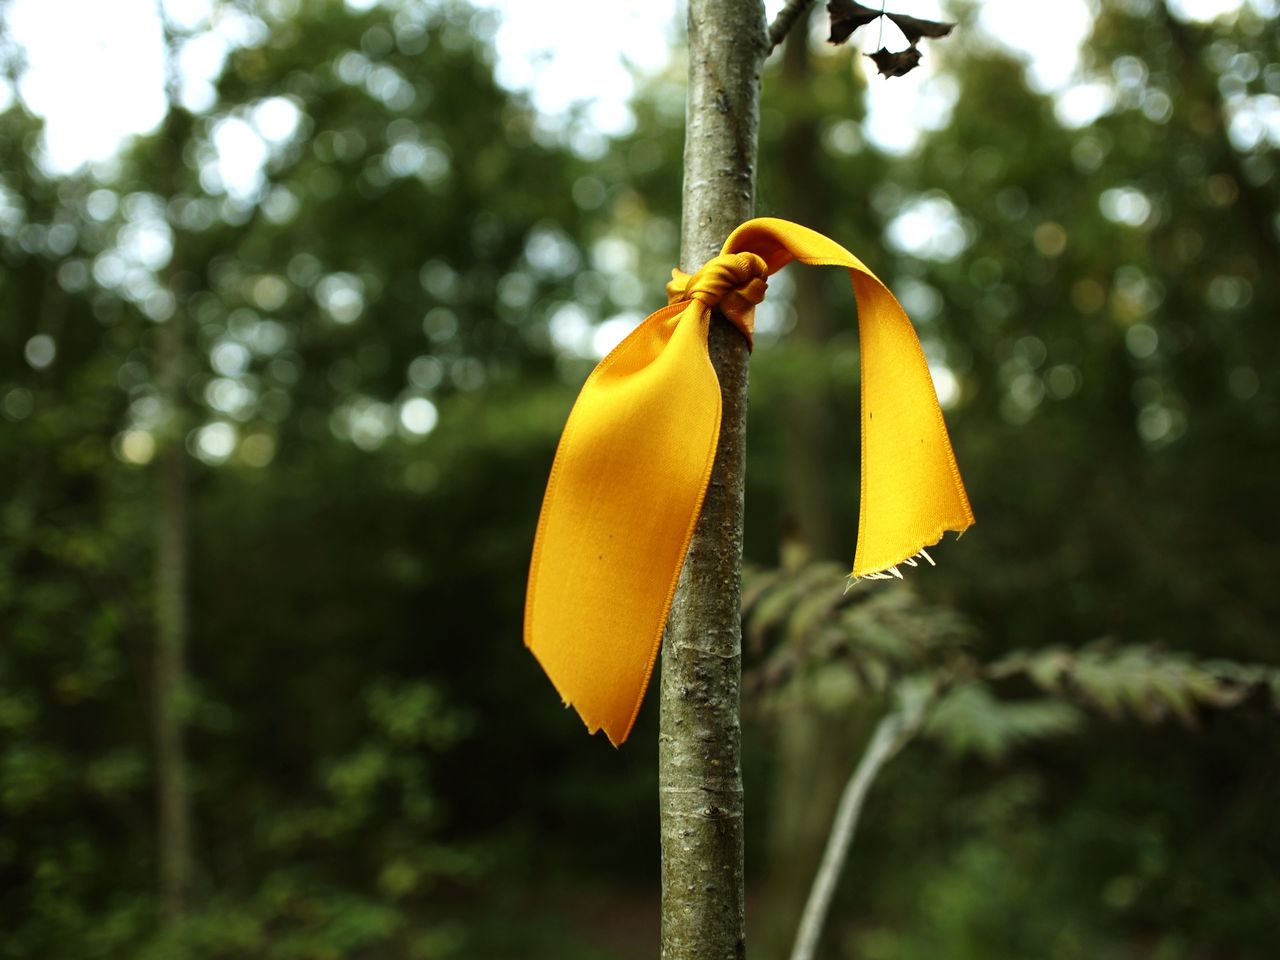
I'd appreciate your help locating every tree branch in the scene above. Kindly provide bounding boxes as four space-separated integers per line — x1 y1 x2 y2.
768 0 816 51
788 685 931 960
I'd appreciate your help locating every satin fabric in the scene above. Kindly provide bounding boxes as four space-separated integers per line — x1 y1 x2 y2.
525 218 973 745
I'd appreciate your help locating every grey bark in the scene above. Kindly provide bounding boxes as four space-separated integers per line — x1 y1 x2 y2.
659 2 767 958
767 0 817 51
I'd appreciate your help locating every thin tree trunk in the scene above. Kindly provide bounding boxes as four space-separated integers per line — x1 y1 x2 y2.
153 9 193 924
153 302 192 927
659 2 767 958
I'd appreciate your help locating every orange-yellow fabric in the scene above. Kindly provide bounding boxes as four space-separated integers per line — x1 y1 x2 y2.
525 218 974 745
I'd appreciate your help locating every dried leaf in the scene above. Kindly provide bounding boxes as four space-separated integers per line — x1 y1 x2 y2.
866 45 922 78
885 11 955 45
827 0 956 48
826 0 882 44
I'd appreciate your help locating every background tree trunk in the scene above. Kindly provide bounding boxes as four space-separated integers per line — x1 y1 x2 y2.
777 12 839 563
659 1 766 958
153 13 193 925
153 295 192 927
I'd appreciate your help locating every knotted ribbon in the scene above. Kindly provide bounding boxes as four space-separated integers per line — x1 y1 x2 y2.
525 218 973 745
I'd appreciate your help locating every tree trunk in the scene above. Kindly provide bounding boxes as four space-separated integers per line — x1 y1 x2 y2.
659 2 766 958
153 14 193 923
153 301 192 927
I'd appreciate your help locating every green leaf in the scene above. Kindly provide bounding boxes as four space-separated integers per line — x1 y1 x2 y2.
925 683 1083 762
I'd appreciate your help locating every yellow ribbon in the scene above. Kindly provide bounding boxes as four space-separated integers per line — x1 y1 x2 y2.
525 218 974 745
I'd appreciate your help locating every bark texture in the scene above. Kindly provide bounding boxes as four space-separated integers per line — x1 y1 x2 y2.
660 2 766 958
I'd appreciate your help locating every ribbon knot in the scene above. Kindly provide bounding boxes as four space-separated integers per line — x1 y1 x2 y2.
526 218 974 745
666 251 769 347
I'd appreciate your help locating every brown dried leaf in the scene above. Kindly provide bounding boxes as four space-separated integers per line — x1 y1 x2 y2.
827 0 956 47
826 0 882 44
866 45 923 78
885 10 955 45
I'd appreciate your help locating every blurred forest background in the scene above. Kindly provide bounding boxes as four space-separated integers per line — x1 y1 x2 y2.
2 0 1278 957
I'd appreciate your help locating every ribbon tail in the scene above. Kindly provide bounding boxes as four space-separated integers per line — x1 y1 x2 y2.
849 270 974 576
525 301 722 745
722 217 974 577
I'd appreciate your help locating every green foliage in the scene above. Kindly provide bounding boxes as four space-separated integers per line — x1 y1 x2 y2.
743 556 1280 957
742 562 1275 760
992 643 1277 723
742 562 972 706
924 683 1083 761
0 2 604 956
1 0 1278 957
